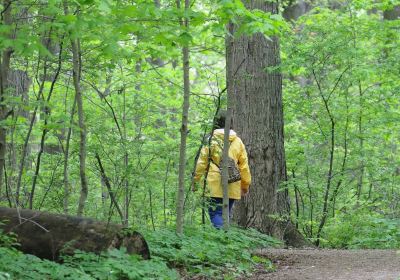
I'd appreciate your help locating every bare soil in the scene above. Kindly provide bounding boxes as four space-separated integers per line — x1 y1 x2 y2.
248 249 400 280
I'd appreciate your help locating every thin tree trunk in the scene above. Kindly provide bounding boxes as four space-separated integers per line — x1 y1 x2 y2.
4 165 11 207
0 0 13 196
331 93 349 216
305 165 313 237
311 63 348 246
15 59 48 205
292 169 300 229
38 158 62 210
175 0 190 234
221 23 235 230
63 3 87 216
149 187 155 230
63 88 75 214
312 69 336 247
95 152 124 223
73 37 87 217
16 19 55 207
29 42 63 209
163 158 171 226
221 107 232 231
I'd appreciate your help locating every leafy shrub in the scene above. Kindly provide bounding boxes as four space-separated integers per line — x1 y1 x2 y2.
0 247 90 280
322 212 400 249
63 249 178 280
0 246 178 280
143 225 281 278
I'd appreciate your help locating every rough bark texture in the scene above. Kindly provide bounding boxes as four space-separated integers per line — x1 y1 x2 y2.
0 207 150 260
230 0 307 247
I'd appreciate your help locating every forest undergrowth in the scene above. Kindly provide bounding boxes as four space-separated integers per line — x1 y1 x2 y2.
0 224 280 280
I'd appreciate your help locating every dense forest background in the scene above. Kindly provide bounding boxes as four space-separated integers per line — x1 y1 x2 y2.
0 0 399 253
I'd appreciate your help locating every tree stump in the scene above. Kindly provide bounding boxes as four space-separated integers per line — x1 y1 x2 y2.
0 207 150 260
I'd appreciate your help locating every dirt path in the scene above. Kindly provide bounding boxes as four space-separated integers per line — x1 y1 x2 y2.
249 249 400 280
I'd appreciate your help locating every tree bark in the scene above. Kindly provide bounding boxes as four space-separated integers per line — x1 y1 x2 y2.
63 91 76 214
0 0 13 197
175 0 190 234
63 0 87 217
0 207 150 260
222 23 236 230
71 37 88 217
230 0 307 247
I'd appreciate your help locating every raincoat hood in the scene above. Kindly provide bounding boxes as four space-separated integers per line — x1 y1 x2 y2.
213 129 238 142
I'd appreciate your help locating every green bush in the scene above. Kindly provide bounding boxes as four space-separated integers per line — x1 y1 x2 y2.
0 247 90 280
143 225 281 278
322 212 400 249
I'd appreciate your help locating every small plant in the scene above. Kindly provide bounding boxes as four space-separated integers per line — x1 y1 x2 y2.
251 255 275 272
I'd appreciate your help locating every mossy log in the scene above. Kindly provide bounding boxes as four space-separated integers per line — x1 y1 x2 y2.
0 207 150 260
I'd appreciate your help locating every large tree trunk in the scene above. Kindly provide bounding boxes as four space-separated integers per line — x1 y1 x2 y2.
0 207 150 260
230 0 307 247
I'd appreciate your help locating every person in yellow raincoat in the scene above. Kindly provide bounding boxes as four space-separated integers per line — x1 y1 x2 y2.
192 112 251 228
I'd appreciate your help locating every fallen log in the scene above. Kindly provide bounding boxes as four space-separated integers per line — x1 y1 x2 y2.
0 207 150 261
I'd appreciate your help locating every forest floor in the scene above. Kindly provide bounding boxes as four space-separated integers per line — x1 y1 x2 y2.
247 249 400 280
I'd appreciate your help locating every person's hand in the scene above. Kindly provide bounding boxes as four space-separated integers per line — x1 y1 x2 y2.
241 188 248 197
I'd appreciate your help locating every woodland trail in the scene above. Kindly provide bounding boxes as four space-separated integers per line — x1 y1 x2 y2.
248 249 400 280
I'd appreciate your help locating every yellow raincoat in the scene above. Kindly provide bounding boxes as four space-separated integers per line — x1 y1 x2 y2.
193 129 251 200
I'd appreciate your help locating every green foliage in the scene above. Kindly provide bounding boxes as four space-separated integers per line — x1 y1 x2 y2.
251 255 275 272
214 0 287 36
282 4 400 248
0 226 278 279
143 225 281 278
323 211 400 249
0 247 90 280
0 245 176 280
62 249 178 280
0 222 19 249
1 0 399 267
